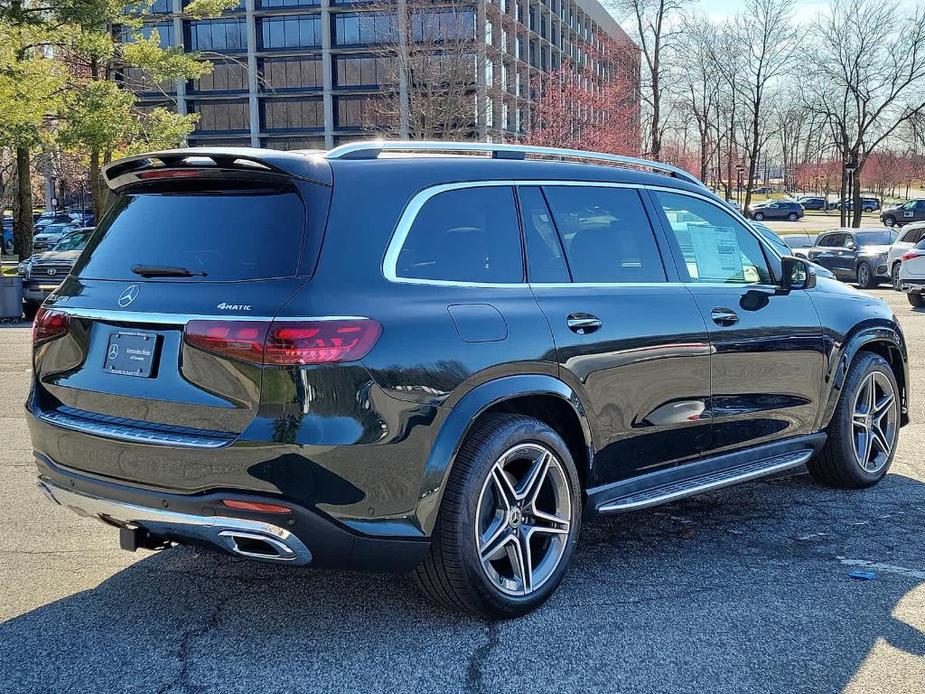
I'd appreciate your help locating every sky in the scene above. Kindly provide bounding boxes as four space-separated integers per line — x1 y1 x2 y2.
665 0 916 22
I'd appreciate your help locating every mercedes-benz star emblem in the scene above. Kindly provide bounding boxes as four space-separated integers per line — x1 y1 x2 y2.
118 285 140 308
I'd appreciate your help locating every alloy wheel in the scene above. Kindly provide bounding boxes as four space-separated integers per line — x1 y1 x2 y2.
851 371 898 473
475 443 572 597
857 264 870 287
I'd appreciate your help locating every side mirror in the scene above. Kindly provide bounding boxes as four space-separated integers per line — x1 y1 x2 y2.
781 256 816 290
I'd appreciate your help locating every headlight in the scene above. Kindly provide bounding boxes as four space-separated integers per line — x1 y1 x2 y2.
18 260 31 278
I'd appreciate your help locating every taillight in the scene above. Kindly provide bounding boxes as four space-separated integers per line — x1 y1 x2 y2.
184 321 269 363
901 251 923 261
184 319 380 366
32 307 69 345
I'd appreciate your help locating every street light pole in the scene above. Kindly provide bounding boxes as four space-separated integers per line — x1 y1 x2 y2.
736 165 744 211
845 160 858 227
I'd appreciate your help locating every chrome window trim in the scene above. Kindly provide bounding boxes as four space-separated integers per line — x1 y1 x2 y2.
383 180 783 288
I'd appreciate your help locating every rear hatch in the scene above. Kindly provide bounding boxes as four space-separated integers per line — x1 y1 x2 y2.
30 160 329 489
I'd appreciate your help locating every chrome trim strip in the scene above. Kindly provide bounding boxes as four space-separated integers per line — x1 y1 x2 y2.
39 481 312 566
37 409 233 449
383 180 781 287
324 140 706 189
597 450 813 513
48 307 370 325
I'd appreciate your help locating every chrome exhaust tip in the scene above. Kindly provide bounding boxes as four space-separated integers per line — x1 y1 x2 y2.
217 530 303 563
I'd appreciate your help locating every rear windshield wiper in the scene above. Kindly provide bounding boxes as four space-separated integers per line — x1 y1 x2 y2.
131 264 207 278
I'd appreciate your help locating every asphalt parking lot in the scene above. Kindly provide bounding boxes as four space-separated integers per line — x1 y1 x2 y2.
1 288 923 693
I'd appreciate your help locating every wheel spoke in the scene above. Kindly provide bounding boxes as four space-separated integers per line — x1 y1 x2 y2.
524 523 569 538
507 535 532 593
517 451 550 502
857 427 873 467
864 374 877 415
490 467 516 511
873 392 895 419
479 525 514 562
871 424 893 457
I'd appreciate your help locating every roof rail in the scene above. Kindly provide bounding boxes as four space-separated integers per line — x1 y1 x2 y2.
323 140 705 188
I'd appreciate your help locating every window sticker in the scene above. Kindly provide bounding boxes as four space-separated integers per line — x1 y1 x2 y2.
687 224 744 281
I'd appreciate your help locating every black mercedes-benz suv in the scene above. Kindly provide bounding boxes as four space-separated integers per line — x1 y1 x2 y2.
29 142 910 618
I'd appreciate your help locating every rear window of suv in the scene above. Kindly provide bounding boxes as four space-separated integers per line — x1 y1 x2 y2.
74 185 306 282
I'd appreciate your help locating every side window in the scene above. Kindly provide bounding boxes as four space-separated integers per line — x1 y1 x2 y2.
394 186 523 283
816 234 831 247
822 233 844 248
653 191 772 285
844 235 857 249
913 229 925 244
541 186 666 283
519 187 570 283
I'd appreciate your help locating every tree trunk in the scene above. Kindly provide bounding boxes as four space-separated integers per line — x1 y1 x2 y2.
839 168 848 228
89 149 103 223
12 146 33 260
851 167 863 228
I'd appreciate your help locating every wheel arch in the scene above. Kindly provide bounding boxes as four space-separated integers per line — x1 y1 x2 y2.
818 325 909 431
414 374 593 536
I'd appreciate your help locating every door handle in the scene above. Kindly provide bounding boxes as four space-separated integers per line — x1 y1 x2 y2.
711 307 739 326
566 313 602 334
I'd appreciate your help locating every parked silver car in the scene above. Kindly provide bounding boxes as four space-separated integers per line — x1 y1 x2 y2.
887 221 925 289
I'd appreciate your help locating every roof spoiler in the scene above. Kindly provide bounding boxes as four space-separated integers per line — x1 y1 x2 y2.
102 149 291 192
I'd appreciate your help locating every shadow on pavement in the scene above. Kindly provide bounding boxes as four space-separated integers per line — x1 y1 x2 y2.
1 471 923 693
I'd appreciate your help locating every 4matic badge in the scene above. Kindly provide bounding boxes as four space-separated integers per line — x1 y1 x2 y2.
217 302 253 311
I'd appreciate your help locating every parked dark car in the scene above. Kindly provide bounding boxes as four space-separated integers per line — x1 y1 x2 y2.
797 196 828 211
806 228 898 288
34 212 75 232
834 197 880 212
750 224 833 276
20 227 94 319
745 200 805 221
29 143 909 618
881 199 925 227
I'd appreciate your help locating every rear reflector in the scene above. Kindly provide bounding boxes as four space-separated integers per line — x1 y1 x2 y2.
222 499 292 514
184 318 381 366
33 307 69 345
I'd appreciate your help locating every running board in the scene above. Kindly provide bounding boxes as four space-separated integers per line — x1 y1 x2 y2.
587 435 825 515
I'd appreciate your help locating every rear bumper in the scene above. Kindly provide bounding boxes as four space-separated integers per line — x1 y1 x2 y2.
901 278 925 293
39 479 314 565
35 454 429 572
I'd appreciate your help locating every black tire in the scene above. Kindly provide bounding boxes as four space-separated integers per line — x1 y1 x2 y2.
787 212 798 221
908 292 925 308
808 352 900 489
753 212 765 221
22 301 39 321
892 263 902 291
883 215 896 227
856 262 876 289
414 414 582 619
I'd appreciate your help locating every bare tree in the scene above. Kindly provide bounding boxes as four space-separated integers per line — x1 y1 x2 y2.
610 0 688 161
808 0 925 227
677 16 722 183
364 0 481 140
711 0 800 211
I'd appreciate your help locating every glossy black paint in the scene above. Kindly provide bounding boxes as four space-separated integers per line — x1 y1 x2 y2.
26 151 910 568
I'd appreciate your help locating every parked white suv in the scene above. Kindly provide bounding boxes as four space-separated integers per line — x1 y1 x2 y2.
888 222 925 289
898 238 925 306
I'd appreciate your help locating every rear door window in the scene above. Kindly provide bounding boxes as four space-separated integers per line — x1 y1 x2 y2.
74 185 306 281
541 186 666 283
394 186 523 283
